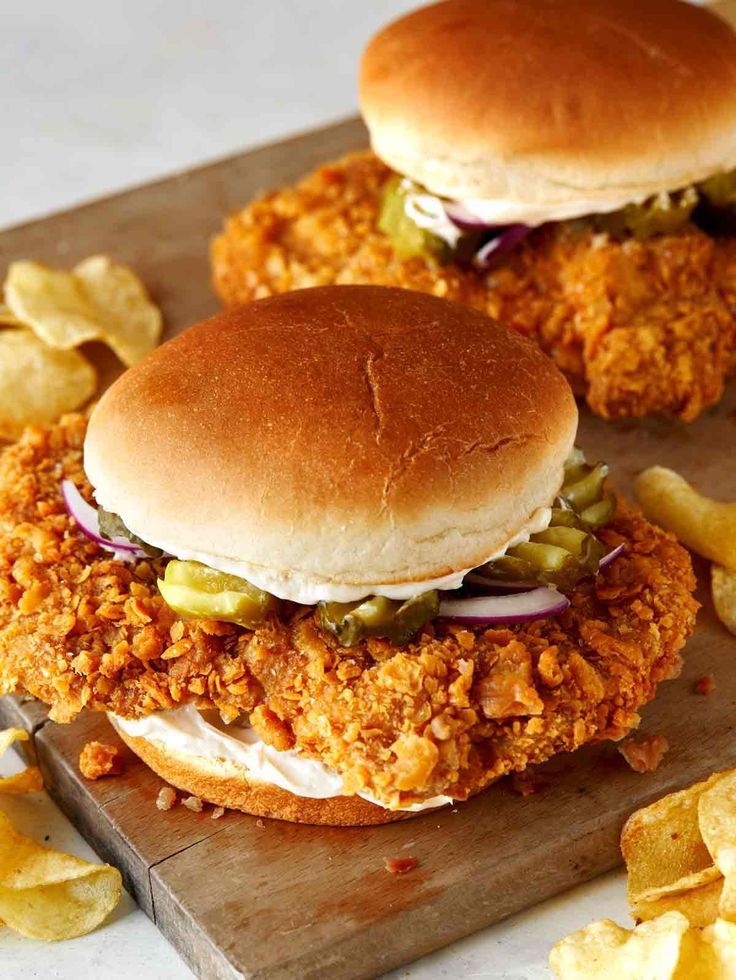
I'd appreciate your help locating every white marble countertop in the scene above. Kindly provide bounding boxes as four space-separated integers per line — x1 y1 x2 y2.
2 0 691 976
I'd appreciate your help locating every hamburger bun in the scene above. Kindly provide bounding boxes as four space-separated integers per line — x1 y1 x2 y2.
114 726 424 826
360 0 736 207
84 286 577 603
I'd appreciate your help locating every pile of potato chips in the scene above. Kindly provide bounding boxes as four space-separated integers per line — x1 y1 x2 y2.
0 725 122 941
551 770 736 977
0 255 161 440
636 465 736 636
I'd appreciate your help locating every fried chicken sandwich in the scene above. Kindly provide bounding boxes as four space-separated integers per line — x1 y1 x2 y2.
213 0 736 421
0 286 697 824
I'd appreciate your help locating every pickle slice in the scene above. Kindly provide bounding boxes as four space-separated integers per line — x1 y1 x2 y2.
474 449 615 591
579 493 617 529
378 177 450 262
594 188 697 240
320 590 439 647
98 508 162 558
699 169 736 209
158 560 280 627
559 462 609 512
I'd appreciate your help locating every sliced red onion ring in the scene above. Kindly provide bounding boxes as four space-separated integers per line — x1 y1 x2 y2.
61 480 146 560
443 201 498 230
598 542 625 569
473 224 531 269
439 587 569 625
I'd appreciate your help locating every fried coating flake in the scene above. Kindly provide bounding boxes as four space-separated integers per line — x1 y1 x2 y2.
0 416 698 807
212 151 736 421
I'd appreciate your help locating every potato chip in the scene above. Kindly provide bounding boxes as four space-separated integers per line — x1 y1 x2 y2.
4 255 162 367
0 808 121 940
0 304 23 326
633 877 724 929
700 773 736 875
0 329 96 440
637 866 724 903
718 876 736 923
635 467 736 570
550 911 689 979
0 726 43 795
622 772 728 904
674 918 736 978
0 767 44 795
712 565 736 635
0 727 29 754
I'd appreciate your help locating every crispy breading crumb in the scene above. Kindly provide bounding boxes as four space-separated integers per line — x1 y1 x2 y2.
211 150 736 421
255 818 265 828
694 675 716 696
156 786 177 811
511 771 547 797
0 415 698 808
211 806 225 820
384 856 419 875
619 735 670 774
182 795 204 813
78 741 124 780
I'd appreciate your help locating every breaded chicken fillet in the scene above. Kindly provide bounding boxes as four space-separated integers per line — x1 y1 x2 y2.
212 152 736 421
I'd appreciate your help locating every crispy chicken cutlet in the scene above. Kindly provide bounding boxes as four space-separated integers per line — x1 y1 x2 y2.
212 152 736 421
0 287 698 824
213 0 736 421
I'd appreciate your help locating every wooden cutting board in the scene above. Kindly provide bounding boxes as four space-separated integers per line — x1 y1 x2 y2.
1 115 736 980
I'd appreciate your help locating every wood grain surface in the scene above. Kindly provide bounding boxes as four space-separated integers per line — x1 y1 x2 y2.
1 114 735 979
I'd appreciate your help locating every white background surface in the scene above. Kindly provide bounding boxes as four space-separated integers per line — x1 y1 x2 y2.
2 0 693 977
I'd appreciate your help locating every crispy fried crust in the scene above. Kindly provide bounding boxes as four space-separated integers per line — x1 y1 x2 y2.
211 151 736 421
0 415 698 809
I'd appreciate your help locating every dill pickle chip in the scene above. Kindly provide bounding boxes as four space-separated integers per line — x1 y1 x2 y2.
594 188 697 240
378 177 450 262
320 590 438 647
579 493 617 529
559 462 609 512
158 560 280 627
699 168 736 208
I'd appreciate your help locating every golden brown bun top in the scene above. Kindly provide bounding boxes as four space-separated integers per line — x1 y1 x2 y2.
360 0 736 204
84 286 577 599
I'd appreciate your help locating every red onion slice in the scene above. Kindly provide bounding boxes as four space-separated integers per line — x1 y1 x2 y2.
599 542 625 570
473 224 530 269
443 201 499 230
439 587 569 625
61 480 146 560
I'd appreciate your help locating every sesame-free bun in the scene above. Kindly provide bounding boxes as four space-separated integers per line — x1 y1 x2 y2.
360 0 736 207
115 727 423 826
84 286 577 602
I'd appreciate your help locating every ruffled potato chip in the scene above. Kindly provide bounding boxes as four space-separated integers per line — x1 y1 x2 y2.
0 329 96 440
4 255 162 367
0 727 43 795
550 911 689 979
0 809 121 940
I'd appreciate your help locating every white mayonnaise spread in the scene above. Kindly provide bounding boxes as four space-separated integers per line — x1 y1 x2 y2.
107 503 552 605
404 185 648 244
111 705 452 813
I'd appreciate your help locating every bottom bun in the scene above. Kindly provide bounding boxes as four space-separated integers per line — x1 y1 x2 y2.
117 729 443 826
